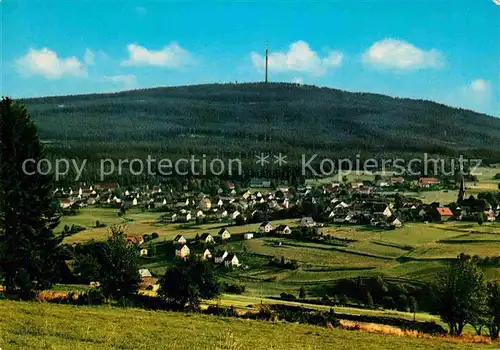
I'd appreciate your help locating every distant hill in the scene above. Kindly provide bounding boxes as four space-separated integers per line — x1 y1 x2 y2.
22 82 500 164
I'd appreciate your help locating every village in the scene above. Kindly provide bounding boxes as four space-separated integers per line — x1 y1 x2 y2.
55 171 500 274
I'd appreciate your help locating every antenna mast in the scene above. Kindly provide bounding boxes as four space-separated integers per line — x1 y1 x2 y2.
265 41 269 83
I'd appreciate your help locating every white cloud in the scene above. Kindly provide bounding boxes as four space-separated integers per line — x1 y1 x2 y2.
464 79 491 106
362 38 444 70
83 48 95 65
16 48 87 79
322 51 343 68
121 43 193 68
470 79 488 92
443 78 494 115
293 77 303 84
251 40 343 76
104 74 137 89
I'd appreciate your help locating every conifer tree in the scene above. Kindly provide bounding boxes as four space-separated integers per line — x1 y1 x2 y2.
0 97 62 298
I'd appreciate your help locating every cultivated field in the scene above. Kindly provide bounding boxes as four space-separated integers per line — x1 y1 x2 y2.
60 205 500 297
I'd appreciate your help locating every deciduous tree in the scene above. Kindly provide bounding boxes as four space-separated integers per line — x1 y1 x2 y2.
435 255 486 336
98 226 141 301
158 255 220 310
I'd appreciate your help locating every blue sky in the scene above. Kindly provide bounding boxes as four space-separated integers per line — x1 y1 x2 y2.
1 0 499 116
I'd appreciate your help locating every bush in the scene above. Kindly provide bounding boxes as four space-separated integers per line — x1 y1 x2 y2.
221 282 245 294
63 224 86 236
95 220 106 228
268 256 299 270
77 289 105 305
334 312 446 335
204 305 238 317
382 296 395 310
151 232 159 239
148 245 157 257
268 304 341 327
255 304 277 321
280 292 297 301
308 309 341 327
132 294 173 310
338 294 349 305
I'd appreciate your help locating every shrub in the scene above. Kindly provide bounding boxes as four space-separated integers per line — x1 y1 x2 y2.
205 305 238 317
280 292 297 301
308 309 341 327
151 232 159 239
255 304 276 321
221 282 246 294
132 294 172 310
77 289 105 305
95 220 106 228
299 286 306 299
338 294 349 305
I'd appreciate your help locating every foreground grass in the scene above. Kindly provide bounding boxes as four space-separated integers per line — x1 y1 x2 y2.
0 301 493 349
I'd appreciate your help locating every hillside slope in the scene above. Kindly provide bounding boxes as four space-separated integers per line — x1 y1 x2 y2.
23 83 500 162
0 301 490 349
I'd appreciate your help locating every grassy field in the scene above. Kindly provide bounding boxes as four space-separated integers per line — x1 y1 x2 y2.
61 208 298 244
0 301 493 349
57 169 500 307
60 205 500 296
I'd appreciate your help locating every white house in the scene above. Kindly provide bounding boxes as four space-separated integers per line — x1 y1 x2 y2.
224 253 240 267
218 229 231 240
259 222 274 233
173 235 187 245
276 225 291 235
199 198 212 210
300 217 316 228
244 233 254 240
214 250 229 264
140 248 148 257
175 245 190 259
178 213 192 222
138 269 152 278
60 199 74 209
199 233 215 244
388 217 404 228
202 249 212 260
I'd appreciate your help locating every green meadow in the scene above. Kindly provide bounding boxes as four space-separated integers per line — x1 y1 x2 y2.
0 301 493 350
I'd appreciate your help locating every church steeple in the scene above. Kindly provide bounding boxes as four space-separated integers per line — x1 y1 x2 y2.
458 174 465 203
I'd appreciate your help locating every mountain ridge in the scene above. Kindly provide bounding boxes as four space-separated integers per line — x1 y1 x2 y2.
22 82 500 164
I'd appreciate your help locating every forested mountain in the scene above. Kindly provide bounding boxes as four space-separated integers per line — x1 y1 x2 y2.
22 82 500 165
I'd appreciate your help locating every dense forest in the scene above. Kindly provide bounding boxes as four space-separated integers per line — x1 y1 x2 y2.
19 82 500 183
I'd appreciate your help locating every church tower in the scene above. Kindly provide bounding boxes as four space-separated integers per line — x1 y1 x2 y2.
458 174 465 203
